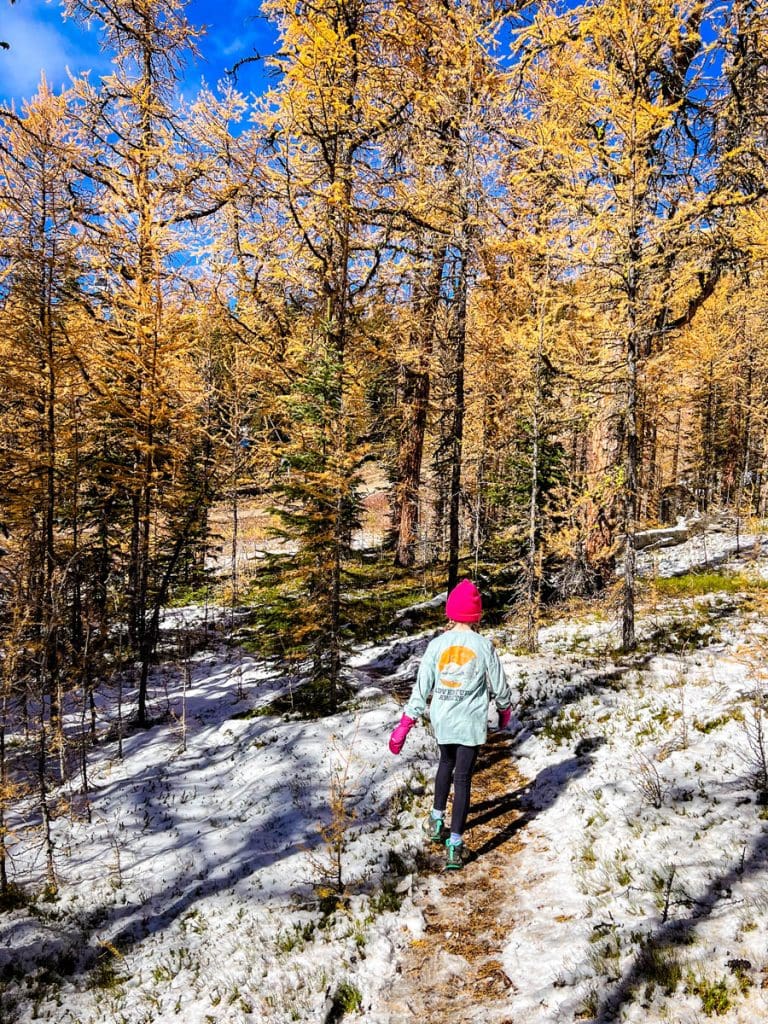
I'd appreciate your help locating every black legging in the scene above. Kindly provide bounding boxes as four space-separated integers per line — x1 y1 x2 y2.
434 743 479 837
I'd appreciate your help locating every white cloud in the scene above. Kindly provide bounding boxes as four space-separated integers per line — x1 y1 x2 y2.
0 0 106 102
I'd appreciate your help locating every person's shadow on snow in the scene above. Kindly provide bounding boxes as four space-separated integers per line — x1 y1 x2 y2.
465 742 600 862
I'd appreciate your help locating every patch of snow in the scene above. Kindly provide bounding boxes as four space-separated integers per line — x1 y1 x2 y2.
637 531 768 578
3 622 437 1024
7 538 768 1023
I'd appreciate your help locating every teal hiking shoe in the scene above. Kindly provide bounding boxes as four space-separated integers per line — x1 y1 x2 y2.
445 840 466 871
423 814 444 843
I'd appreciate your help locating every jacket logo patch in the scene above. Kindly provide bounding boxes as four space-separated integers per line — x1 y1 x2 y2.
437 646 477 672
437 645 477 691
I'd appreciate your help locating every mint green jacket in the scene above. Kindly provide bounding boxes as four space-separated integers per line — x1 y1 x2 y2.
404 627 512 746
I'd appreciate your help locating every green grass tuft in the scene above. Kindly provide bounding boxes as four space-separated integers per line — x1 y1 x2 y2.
330 981 362 1018
639 940 683 997
87 947 128 991
541 707 584 745
653 570 768 599
276 921 315 954
686 975 732 1017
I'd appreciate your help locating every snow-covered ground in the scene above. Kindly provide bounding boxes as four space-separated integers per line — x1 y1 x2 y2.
636 529 768 579
500 595 768 1023
5 533 768 1023
2 631 439 1024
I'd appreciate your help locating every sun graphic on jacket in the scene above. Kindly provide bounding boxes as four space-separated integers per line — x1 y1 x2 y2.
437 645 477 688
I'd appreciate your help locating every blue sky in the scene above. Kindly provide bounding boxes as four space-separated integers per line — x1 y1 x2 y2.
0 0 280 104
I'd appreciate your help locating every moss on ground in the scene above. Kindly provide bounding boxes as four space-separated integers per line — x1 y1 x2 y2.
652 570 768 600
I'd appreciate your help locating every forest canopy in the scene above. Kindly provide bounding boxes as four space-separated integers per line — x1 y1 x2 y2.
1 3 768 889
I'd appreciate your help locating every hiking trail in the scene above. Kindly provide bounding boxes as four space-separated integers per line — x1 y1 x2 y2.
378 732 529 1024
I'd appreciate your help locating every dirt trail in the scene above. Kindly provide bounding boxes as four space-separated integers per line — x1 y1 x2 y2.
381 732 528 1024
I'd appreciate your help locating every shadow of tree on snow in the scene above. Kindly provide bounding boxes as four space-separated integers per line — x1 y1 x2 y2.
592 826 768 1024
466 745 599 862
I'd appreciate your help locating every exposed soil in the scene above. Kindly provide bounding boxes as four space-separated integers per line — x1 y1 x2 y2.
380 732 529 1024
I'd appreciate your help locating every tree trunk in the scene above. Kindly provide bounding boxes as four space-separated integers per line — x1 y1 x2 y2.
40 188 66 779
525 289 546 652
38 704 56 893
129 496 141 647
447 242 468 593
0 692 8 898
70 397 84 657
79 625 92 825
623 318 639 652
670 405 682 489
326 155 353 713
622 121 642 651
701 362 715 511
393 241 447 567
135 45 160 729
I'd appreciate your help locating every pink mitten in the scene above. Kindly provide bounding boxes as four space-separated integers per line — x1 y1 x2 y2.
389 714 416 754
498 707 512 730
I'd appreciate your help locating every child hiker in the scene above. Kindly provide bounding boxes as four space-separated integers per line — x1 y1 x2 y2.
388 579 513 870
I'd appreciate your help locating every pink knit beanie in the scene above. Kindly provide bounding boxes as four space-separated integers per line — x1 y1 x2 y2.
445 579 483 623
